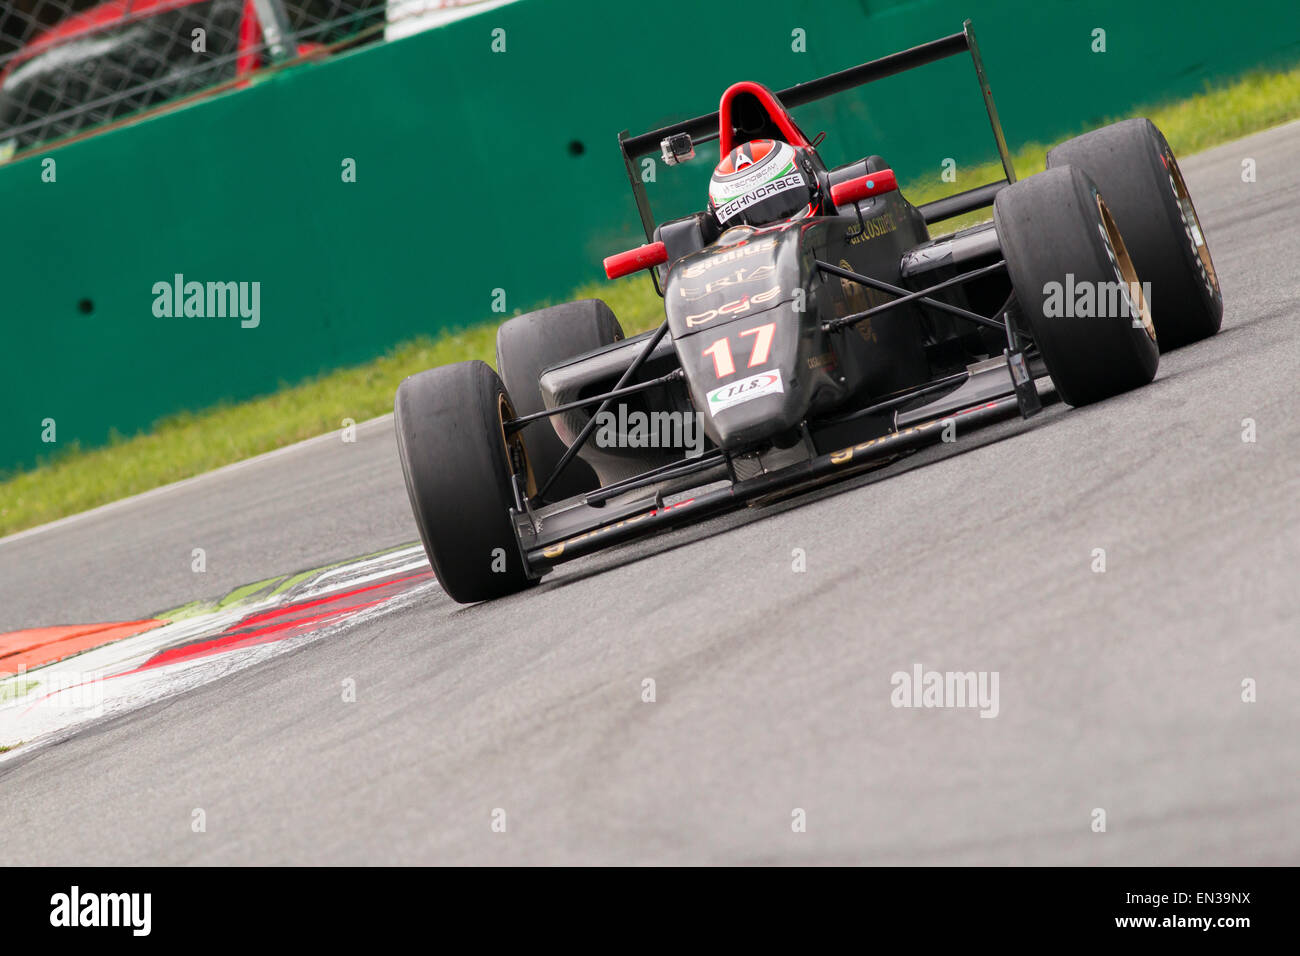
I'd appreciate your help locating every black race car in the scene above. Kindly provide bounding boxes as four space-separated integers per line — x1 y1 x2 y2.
394 20 1222 604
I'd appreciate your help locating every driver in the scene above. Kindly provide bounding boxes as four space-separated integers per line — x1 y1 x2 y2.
707 138 823 229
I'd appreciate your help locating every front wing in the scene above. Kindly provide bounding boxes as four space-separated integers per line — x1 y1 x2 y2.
514 378 1046 574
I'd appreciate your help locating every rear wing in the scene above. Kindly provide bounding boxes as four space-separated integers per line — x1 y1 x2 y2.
617 19 1016 240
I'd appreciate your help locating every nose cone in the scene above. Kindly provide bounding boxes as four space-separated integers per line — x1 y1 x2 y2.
700 368 806 448
665 224 819 451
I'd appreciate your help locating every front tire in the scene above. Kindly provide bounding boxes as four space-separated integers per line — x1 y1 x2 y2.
496 299 623 500
994 165 1159 407
1047 118 1222 350
394 360 537 604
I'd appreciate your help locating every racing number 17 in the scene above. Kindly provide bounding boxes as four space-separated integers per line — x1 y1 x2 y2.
701 322 775 378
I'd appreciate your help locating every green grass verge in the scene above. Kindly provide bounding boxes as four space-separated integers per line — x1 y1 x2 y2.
0 327 493 536
3 64 1299 537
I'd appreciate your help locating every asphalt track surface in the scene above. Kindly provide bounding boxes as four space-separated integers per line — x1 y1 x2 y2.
2 124 1298 865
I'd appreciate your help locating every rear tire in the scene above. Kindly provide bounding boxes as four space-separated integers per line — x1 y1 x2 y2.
1047 118 1222 350
394 360 537 604
496 299 623 500
994 165 1159 407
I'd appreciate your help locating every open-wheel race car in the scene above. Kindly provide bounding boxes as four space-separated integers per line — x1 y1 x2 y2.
394 20 1223 604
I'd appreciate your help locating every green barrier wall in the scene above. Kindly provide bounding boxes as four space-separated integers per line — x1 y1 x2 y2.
3 0 1298 473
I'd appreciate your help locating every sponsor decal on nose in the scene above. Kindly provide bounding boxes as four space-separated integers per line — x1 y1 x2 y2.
705 369 784 414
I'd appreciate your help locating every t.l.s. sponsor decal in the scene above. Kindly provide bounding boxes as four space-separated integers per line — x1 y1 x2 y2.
847 211 898 245
706 369 784 415
681 238 778 278
716 170 806 224
679 263 776 300
684 284 781 328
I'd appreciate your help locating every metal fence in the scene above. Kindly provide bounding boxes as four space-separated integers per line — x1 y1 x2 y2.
0 0 483 159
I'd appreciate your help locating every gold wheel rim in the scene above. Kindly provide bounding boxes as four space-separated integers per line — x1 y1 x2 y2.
497 393 537 498
1096 193 1157 343
1166 156 1220 294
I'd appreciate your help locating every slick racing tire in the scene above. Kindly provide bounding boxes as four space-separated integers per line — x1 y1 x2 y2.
496 299 624 500
993 165 1159 407
394 360 537 604
1047 119 1222 350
